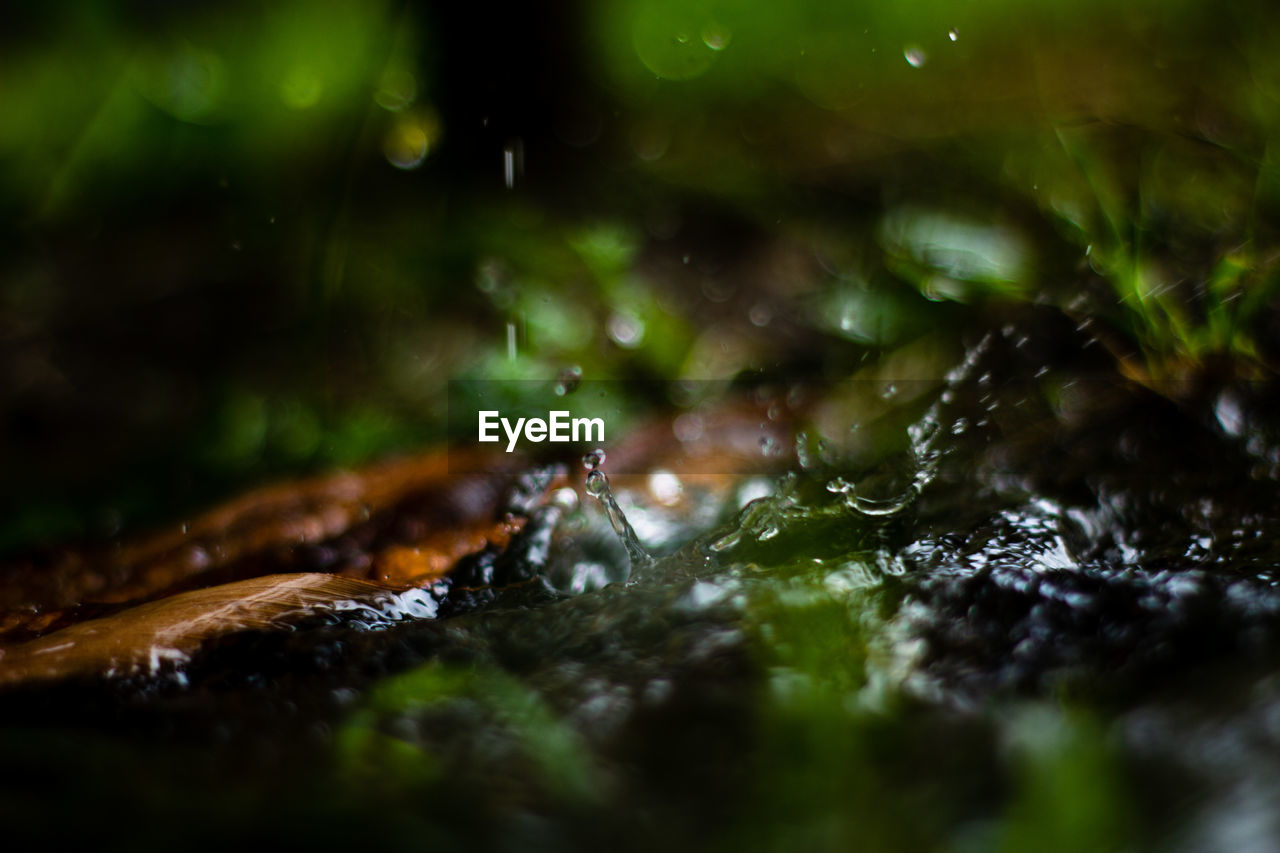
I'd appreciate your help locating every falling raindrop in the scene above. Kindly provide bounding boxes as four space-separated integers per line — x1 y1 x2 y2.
583 448 607 470
502 138 524 189
948 29 959 42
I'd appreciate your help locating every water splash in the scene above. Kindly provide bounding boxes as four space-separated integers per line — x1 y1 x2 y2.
828 333 992 518
707 337 996 554
584 455 654 581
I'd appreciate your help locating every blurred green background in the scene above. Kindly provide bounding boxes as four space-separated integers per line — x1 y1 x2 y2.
3 0 1279 552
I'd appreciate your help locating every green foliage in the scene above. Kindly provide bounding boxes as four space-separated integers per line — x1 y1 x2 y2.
335 661 602 806
997 708 1134 853
0 1 407 216
589 0 1280 373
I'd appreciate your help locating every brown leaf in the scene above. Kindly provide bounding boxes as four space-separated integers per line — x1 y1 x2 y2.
0 573 415 687
0 448 522 637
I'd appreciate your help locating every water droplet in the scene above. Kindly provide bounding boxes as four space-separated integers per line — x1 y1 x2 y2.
674 32 690 45
749 303 772 327
554 365 583 396
904 46 927 68
585 468 608 496
759 435 777 456
583 449 606 470
882 383 898 400
702 22 732 51
608 311 645 348
951 417 969 435
948 29 959 42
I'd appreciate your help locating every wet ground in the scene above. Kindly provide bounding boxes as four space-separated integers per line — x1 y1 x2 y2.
4 310 1280 852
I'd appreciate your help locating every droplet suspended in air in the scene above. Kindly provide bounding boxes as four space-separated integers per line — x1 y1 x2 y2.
904 45 927 67
554 366 583 396
948 29 959 42
583 448 606 470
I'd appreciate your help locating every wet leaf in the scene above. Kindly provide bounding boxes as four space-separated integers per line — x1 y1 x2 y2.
0 573 409 686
